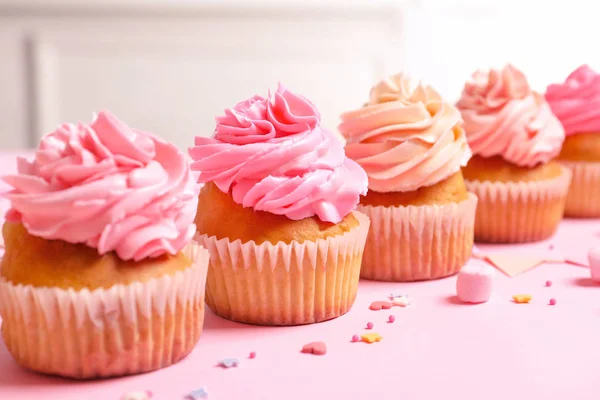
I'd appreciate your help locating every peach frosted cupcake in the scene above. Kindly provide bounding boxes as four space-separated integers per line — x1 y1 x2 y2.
338 73 477 282
0 111 209 379
189 84 370 326
457 64 571 243
546 65 600 217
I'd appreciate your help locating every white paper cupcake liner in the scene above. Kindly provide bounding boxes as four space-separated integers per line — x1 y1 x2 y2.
465 165 572 243
0 243 209 379
195 211 370 326
357 193 477 282
560 161 600 218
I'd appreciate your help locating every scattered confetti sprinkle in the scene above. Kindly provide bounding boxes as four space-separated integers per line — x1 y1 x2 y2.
388 315 395 323
545 280 553 287
512 294 532 304
218 358 240 368
389 292 407 300
548 244 555 251
249 351 256 359
549 298 557 306
351 335 360 342
369 301 393 311
366 322 374 329
361 333 382 344
301 341 327 355
392 296 410 307
121 391 153 400
185 387 209 399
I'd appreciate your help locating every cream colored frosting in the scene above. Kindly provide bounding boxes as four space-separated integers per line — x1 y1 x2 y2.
339 74 471 192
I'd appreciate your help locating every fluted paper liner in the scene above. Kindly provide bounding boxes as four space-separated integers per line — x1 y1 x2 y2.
560 161 600 218
466 166 572 243
195 211 369 326
0 243 210 379
357 193 477 282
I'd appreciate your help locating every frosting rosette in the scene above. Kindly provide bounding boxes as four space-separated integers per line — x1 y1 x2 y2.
338 73 471 193
2 111 197 261
457 64 565 167
545 65 600 136
189 84 368 224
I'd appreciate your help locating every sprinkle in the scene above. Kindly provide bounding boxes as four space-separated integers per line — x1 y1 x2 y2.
392 296 410 307
545 280 552 287
121 391 153 400
548 244 555 251
549 298 557 306
388 315 395 323
185 387 209 399
351 335 360 342
218 358 239 368
366 322 374 329
249 351 256 359
369 301 393 310
512 294 532 304
301 341 327 355
361 333 382 343
389 292 407 300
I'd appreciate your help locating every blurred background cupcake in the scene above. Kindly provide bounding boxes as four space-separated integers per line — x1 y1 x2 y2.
190 84 370 326
457 64 571 243
546 65 600 218
338 74 476 282
0 111 209 379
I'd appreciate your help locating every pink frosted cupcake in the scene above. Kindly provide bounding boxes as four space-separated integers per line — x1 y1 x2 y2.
546 65 600 217
457 64 571 243
338 73 477 281
190 84 370 325
0 111 209 379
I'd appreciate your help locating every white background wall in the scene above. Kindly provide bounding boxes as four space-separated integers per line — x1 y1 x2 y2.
0 0 597 150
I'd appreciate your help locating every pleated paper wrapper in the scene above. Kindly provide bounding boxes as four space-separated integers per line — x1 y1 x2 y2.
0 243 210 379
466 166 572 243
195 211 370 326
560 161 600 218
357 193 477 282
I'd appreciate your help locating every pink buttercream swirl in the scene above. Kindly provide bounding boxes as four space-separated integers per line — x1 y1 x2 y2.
457 64 565 167
338 73 471 193
189 84 368 224
545 65 600 136
2 111 197 261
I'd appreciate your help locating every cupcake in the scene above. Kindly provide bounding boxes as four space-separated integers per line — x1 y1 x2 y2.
189 84 370 326
546 65 600 217
457 64 571 243
338 73 477 282
0 111 209 379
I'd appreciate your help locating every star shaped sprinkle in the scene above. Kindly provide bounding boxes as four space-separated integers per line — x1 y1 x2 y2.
361 333 382 343
121 391 153 400
301 341 327 355
218 358 239 368
185 387 209 399
512 294 532 304
392 296 410 307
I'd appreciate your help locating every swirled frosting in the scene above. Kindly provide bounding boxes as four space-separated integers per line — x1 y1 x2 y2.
338 73 471 193
2 111 197 261
545 65 600 136
189 84 368 224
457 64 564 167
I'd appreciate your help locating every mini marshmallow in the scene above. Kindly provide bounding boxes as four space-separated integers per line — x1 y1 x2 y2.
456 261 495 303
589 246 600 282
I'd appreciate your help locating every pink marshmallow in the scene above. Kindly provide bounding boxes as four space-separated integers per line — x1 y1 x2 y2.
456 262 495 303
588 246 600 282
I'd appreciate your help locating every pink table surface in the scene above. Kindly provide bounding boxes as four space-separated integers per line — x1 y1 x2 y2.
0 152 600 400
